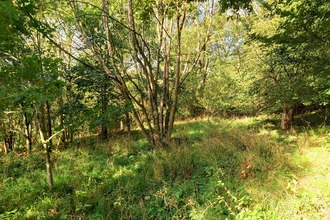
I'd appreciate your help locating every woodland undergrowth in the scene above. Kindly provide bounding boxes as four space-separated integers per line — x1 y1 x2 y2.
1 112 330 219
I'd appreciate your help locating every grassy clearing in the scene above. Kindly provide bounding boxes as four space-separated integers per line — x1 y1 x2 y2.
1 112 330 219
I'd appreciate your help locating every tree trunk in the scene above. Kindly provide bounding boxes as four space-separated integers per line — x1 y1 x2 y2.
38 102 54 190
58 95 66 149
0 120 9 155
0 115 16 153
66 0 213 148
120 112 130 132
23 112 33 152
281 107 293 129
125 112 130 132
100 125 108 140
167 14 185 139
4 131 15 152
45 146 54 190
2 140 8 155
39 126 54 190
100 81 108 139
46 101 53 147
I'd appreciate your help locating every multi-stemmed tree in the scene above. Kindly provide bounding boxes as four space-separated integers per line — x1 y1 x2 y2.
39 0 219 147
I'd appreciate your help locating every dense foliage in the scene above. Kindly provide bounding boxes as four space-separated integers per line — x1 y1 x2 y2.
1 0 330 218
2 0 329 149
250 0 330 112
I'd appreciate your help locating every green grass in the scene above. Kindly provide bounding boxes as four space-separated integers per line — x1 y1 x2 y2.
1 112 330 219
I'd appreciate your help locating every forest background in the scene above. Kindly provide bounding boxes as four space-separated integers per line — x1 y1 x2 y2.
1 0 330 219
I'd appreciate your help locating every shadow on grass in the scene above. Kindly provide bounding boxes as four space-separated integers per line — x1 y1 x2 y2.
171 113 330 219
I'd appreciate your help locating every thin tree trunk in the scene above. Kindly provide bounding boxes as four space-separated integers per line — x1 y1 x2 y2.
7 131 14 151
58 95 66 148
45 149 54 190
125 111 130 132
3 140 8 155
120 111 130 132
167 13 186 139
39 126 54 190
46 101 53 147
100 80 108 139
126 0 163 147
23 112 33 152
0 120 8 155
1 115 15 153
38 102 54 190
100 0 154 145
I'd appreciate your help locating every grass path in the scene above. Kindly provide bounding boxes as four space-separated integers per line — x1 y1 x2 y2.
295 147 330 219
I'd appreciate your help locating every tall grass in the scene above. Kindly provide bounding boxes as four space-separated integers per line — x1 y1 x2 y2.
1 114 329 219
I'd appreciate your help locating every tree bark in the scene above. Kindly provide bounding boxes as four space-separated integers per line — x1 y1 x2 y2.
38 102 54 190
46 101 53 147
0 114 16 153
167 13 185 139
3 140 8 155
281 107 293 129
39 125 54 190
23 112 33 152
58 95 66 149
120 111 131 132
100 77 108 139
0 119 9 155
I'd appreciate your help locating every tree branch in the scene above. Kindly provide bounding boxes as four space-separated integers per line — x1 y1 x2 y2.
42 125 72 144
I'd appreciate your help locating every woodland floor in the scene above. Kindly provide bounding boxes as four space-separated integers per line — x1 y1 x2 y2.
1 111 330 219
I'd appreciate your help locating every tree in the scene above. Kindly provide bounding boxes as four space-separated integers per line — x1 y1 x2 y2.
69 62 126 139
38 0 215 147
12 0 255 148
197 9 262 117
250 0 330 127
0 0 66 189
